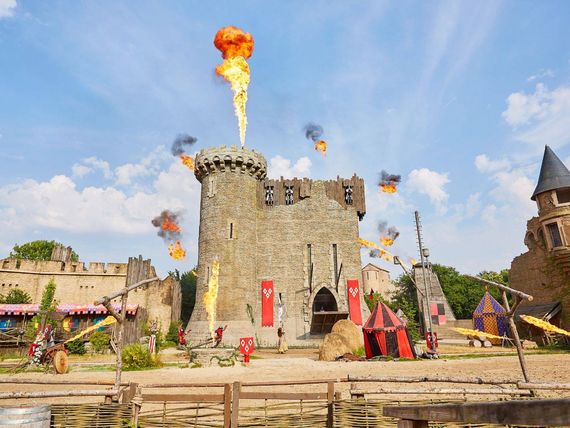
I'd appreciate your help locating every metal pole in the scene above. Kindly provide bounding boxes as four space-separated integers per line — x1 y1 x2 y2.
415 211 435 351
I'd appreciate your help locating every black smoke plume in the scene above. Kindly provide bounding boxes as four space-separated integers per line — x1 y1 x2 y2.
151 210 182 242
303 123 324 142
378 220 400 241
378 170 402 186
369 249 381 258
171 134 198 156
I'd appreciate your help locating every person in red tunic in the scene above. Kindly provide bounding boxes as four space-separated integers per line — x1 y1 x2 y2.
178 323 187 346
213 325 227 348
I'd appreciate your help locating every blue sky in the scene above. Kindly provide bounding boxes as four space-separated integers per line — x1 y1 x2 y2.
1 1 570 279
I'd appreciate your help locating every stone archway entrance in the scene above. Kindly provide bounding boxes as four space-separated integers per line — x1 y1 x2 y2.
310 287 348 334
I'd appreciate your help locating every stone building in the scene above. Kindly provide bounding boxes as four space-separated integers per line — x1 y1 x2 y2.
0 250 181 335
510 145 570 329
361 263 393 298
189 145 370 345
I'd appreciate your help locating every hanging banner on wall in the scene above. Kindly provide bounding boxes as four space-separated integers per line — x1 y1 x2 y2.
347 279 363 325
261 280 274 327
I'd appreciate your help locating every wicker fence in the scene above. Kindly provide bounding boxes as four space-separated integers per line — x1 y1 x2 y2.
1 376 570 427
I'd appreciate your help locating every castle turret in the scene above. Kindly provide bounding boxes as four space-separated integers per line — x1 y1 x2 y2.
510 145 570 331
190 145 267 341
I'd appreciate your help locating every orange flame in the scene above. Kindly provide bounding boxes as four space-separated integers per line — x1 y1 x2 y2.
180 154 194 171
162 213 181 234
380 183 398 193
203 259 220 340
168 241 186 260
381 237 394 247
410 258 418 265
314 140 327 156
214 26 254 148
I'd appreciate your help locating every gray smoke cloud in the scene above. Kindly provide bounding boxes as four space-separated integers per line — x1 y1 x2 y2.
378 220 400 240
171 134 198 156
378 170 402 187
151 210 182 242
303 123 324 142
369 249 381 258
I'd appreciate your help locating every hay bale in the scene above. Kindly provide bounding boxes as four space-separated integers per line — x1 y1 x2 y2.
331 319 363 352
319 333 352 361
469 339 482 348
522 340 538 349
482 340 493 348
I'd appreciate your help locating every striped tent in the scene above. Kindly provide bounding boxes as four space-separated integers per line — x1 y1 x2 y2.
362 302 416 359
473 291 509 345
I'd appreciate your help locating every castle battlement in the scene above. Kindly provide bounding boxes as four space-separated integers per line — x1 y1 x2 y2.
194 145 267 182
0 258 128 276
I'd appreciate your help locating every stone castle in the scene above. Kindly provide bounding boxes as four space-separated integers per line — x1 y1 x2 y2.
188 145 370 345
0 250 181 332
510 145 570 328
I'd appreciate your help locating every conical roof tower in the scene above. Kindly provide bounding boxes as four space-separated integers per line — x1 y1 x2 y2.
531 145 570 200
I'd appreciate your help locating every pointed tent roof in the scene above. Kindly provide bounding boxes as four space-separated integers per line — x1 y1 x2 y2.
531 145 570 200
473 291 506 315
363 301 405 331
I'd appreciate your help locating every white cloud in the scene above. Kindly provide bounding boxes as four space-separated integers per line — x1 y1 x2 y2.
114 146 170 185
268 155 312 179
407 168 450 212
474 154 511 173
0 156 200 235
0 0 17 18
527 69 554 82
72 156 113 179
502 83 570 149
481 204 497 223
72 164 92 178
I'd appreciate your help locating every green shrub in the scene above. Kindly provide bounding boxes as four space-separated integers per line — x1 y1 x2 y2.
89 331 111 353
166 321 179 343
162 340 177 349
122 344 162 370
66 339 86 355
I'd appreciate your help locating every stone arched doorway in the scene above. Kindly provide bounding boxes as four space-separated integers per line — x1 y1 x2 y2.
310 287 348 334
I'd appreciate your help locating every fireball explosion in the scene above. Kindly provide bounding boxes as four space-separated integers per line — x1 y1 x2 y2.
214 26 254 148
203 259 220 340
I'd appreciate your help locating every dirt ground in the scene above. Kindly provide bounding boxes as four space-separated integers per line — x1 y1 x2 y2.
1 347 570 406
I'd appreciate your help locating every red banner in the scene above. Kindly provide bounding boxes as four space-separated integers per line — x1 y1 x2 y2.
239 337 254 356
347 279 362 325
261 280 274 327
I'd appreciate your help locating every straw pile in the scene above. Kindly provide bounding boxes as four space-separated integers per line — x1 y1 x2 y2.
319 319 362 361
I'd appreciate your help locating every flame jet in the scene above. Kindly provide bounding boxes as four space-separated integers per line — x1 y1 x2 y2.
304 122 327 156
171 134 197 172
214 26 254 147
152 210 186 260
203 259 220 340
379 170 401 193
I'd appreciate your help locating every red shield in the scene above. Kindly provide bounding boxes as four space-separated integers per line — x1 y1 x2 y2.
239 337 254 356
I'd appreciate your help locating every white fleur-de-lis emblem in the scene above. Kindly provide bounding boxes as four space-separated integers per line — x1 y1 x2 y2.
349 287 359 298
263 288 273 299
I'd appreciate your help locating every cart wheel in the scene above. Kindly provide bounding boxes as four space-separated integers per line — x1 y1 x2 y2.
53 350 69 374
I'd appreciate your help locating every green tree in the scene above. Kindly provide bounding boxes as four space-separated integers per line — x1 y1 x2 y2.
169 268 197 325
0 289 32 304
9 240 78 261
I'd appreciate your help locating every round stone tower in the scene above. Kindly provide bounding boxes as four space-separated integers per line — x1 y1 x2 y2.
189 145 267 342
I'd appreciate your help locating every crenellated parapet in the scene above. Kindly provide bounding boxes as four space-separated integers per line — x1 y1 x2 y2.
258 174 366 220
194 145 267 182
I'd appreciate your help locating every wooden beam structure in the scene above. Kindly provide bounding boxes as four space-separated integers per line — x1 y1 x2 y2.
383 398 570 426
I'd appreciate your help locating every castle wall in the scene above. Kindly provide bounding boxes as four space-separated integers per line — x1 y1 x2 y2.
361 264 393 298
0 259 181 332
190 145 368 346
255 180 368 344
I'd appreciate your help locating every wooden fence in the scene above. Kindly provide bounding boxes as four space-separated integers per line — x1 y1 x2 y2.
1 376 570 427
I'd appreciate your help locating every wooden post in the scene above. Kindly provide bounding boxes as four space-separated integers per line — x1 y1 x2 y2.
122 382 137 404
398 420 428 428
231 381 241 428
502 291 531 383
327 381 334 428
132 385 142 427
223 383 232 428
